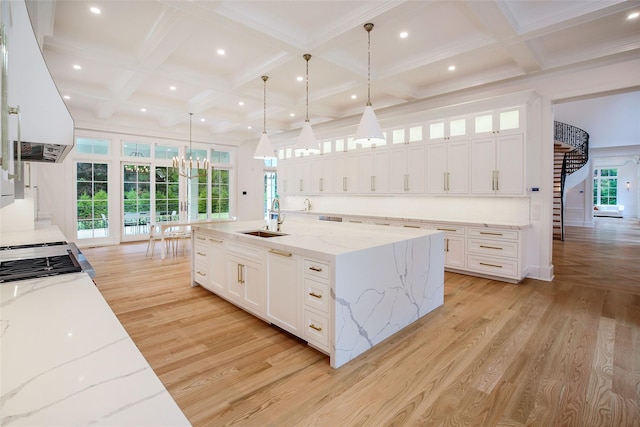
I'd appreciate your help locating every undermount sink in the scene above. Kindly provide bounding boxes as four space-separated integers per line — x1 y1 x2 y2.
241 230 288 238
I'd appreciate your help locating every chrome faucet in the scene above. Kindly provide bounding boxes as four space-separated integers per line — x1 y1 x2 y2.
304 198 311 211
270 197 283 231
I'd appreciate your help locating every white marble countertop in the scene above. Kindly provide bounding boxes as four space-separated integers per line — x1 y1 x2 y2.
193 217 441 261
0 227 190 426
282 209 532 229
0 226 68 247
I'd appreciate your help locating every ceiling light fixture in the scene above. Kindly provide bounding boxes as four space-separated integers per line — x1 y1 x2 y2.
254 76 276 159
169 86 176 91
400 31 408 39
627 11 639 19
63 95 70 100
73 64 81 70
354 23 385 145
90 7 101 14
217 49 225 55
172 113 209 179
295 54 320 154
448 65 456 71
140 108 146 112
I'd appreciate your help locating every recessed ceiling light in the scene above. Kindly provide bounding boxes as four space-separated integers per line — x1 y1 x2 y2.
73 64 82 70
238 101 244 106
90 6 101 14
628 12 639 19
140 108 146 112
63 95 70 100
448 65 456 71
351 94 357 99
200 118 206 122
247 125 252 130
400 31 408 39
217 49 225 55
290 113 295 117
169 86 176 91
296 76 303 82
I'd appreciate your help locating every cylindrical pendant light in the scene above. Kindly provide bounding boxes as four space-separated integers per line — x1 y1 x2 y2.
295 53 320 154
254 75 276 159
354 23 385 145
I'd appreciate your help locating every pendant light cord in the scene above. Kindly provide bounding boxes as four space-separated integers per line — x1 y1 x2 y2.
304 54 311 121
262 76 268 133
189 112 193 156
364 23 374 107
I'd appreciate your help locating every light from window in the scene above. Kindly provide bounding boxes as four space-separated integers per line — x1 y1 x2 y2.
593 168 618 205
123 142 151 157
211 150 231 164
77 138 109 155
76 162 108 239
211 169 230 219
155 145 179 160
264 171 277 219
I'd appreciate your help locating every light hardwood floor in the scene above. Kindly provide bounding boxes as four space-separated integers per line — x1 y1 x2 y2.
83 219 640 426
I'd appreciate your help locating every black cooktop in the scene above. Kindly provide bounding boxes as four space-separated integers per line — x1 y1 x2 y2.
0 255 82 283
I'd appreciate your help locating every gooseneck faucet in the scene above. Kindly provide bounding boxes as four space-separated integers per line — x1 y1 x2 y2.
270 197 283 231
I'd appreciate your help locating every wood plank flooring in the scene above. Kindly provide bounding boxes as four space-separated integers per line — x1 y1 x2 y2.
83 219 640 426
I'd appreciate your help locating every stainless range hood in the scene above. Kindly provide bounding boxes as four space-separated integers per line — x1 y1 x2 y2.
16 140 71 163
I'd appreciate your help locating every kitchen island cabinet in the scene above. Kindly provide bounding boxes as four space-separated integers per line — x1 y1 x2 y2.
192 218 444 368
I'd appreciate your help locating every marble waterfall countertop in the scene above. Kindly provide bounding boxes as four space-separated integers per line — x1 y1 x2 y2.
0 227 190 426
193 217 442 261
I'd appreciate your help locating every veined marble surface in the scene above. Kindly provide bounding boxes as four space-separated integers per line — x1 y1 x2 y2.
333 233 444 367
0 226 67 247
0 273 190 426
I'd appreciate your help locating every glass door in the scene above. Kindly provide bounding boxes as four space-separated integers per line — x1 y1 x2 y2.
122 163 151 241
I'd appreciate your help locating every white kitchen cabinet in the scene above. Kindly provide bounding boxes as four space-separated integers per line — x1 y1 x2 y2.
292 157 311 194
426 140 469 195
358 148 389 194
470 134 524 195
466 227 524 281
266 249 301 335
427 224 466 269
193 233 227 294
225 242 265 317
471 107 523 137
333 153 358 193
427 116 468 143
390 145 425 194
277 158 292 195
302 258 330 351
310 155 333 194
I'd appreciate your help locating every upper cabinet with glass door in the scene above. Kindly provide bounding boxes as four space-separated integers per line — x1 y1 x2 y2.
471 106 523 137
427 116 468 143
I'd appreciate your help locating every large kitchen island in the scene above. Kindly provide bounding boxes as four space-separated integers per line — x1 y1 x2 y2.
192 217 444 368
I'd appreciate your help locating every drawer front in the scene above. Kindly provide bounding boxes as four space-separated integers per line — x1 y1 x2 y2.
467 238 518 258
304 278 329 313
227 242 263 262
303 259 330 280
467 228 518 240
194 233 209 244
467 255 519 278
303 309 329 349
194 242 208 260
428 224 466 235
194 260 208 284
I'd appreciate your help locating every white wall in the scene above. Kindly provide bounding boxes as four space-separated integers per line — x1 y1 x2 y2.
236 140 267 221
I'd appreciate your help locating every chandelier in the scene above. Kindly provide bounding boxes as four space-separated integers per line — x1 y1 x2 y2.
172 112 209 178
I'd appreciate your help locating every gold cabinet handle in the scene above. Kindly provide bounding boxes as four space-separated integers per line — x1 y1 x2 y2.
319 178 324 192
309 324 322 332
479 262 503 268
309 292 322 299
309 266 323 272
269 249 292 257
343 177 347 192
437 228 457 232
209 238 223 243
479 245 503 250
197 236 206 241
197 271 206 276
371 175 375 192
480 231 503 236
403 225 420 229
445 238 449 252
196 251 206 256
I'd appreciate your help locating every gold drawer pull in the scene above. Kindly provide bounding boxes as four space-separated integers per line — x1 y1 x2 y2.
309 292 322 299
269 249 292 257
480 231 503 236
197 251 206 256
209 238 223 243
479 245 503 250
403 225 420 229
197 236 206 241
437 228 457 232
479 262 503 268
309 324 322 332
197 271 206 276
309 266 323 272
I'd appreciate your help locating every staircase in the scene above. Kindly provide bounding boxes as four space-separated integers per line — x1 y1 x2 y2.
553 121 590 241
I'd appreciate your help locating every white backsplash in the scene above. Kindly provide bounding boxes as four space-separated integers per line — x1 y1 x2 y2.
283 195 531 225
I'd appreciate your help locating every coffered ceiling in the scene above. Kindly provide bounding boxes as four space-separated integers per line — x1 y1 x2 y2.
31 0 640 144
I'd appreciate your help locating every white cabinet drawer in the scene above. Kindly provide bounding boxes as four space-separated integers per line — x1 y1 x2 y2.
428 224 466 235
467 238 518 258
467 228 518 240
304 309 329 349
304 278 329 313
194 260 208 284
467 255 519 278
227 241 263 262
303 259 330 280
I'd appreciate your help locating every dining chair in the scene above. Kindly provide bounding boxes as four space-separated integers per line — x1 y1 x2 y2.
146 224 177 258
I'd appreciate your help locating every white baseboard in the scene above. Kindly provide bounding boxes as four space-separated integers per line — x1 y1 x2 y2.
526 264 554 282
